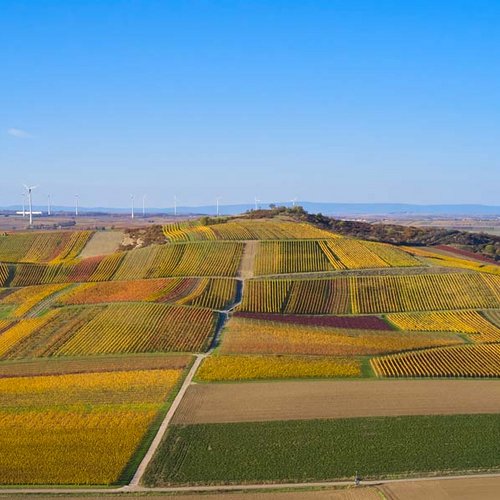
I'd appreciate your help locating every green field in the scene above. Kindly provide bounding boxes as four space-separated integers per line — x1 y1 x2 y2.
144 414 500 485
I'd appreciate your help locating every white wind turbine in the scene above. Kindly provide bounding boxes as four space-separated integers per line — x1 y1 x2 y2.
47 194 51 216
173 195 177 216
75 194 79 216
131 195 135 219
254 196 260 210
23 184 37 226
290 197 298 207
216 197 221 217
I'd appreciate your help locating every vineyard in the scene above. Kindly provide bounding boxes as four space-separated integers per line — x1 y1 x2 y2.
0 368 182 484
372 344 500 378
219 316 464 357
0 231 93 263
1 283 70 317
54 303 218 356
163 219 337 241
57 277 237 310
196 355 361 381
403 246 500 275
253 239 420 275
239 273 500 314
6 241 244 286
387 310 500 342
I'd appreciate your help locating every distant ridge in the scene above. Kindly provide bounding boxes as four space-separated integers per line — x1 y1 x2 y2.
1 202 499 217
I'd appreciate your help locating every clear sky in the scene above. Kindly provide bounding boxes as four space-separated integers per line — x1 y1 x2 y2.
1 0 499 208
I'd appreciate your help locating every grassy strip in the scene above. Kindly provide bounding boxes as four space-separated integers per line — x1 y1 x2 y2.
144 414 500 486
0 305 15 319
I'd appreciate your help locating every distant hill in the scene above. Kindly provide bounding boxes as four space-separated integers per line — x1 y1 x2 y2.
1 202 499 217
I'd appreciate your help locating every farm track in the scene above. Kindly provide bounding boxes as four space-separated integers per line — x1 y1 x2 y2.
172 379 500 424
24 284 77 318
3 472 500 496
253 265 472 280
238 241 257 279
128 276 246 487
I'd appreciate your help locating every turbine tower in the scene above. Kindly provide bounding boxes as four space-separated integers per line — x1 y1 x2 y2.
131 195 135 219
47 194 51 216
173 195 177 216
216 197 221 217
23 184 37 226
21 193 26 217
75 194 79 216
254 196 260 211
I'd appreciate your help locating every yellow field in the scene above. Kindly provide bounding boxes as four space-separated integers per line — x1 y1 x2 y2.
0 311 59 358
403 246 500 275
196 355 361 381
0 368 182 485
387 310 500 342
372 343 500 378
254 240 332 275
163 219 338 241
240 273 500 314
2 283 70 317
54 303 217 356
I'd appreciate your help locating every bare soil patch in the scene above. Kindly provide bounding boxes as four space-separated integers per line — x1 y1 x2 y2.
379 475 500 500
79 231 124 258
173 379 500 424
238 240 258 278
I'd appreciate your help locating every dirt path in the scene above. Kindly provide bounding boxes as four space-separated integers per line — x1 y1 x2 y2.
129 276 245 486
128 354 206 487
172 379 500 424
24 284 76 318
3 473 500 496
238 241 258 279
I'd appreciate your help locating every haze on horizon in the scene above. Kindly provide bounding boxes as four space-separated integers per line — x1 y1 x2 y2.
1 1 499 209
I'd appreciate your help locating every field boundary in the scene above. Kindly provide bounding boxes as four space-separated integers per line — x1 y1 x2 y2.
1 471 500 494
128 354 205 487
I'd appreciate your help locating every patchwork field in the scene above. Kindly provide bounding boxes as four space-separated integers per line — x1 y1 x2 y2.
0 216 499 488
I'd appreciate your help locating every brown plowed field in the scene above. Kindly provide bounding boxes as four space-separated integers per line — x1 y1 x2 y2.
173 379 500 424
379 476 500 500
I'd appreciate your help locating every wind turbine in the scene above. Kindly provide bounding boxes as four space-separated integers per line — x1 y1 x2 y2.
23 184 37 226
173 195 177 216
131 195 135 219
290 197 298 207
254 196 260 211
47 194 51 216
216 197 221 217
75 194 79 216
21 193 26 217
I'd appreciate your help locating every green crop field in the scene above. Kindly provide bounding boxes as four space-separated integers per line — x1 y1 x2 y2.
144 414 500 486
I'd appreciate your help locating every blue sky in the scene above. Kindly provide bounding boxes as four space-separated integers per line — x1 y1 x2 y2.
1 0 499 208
